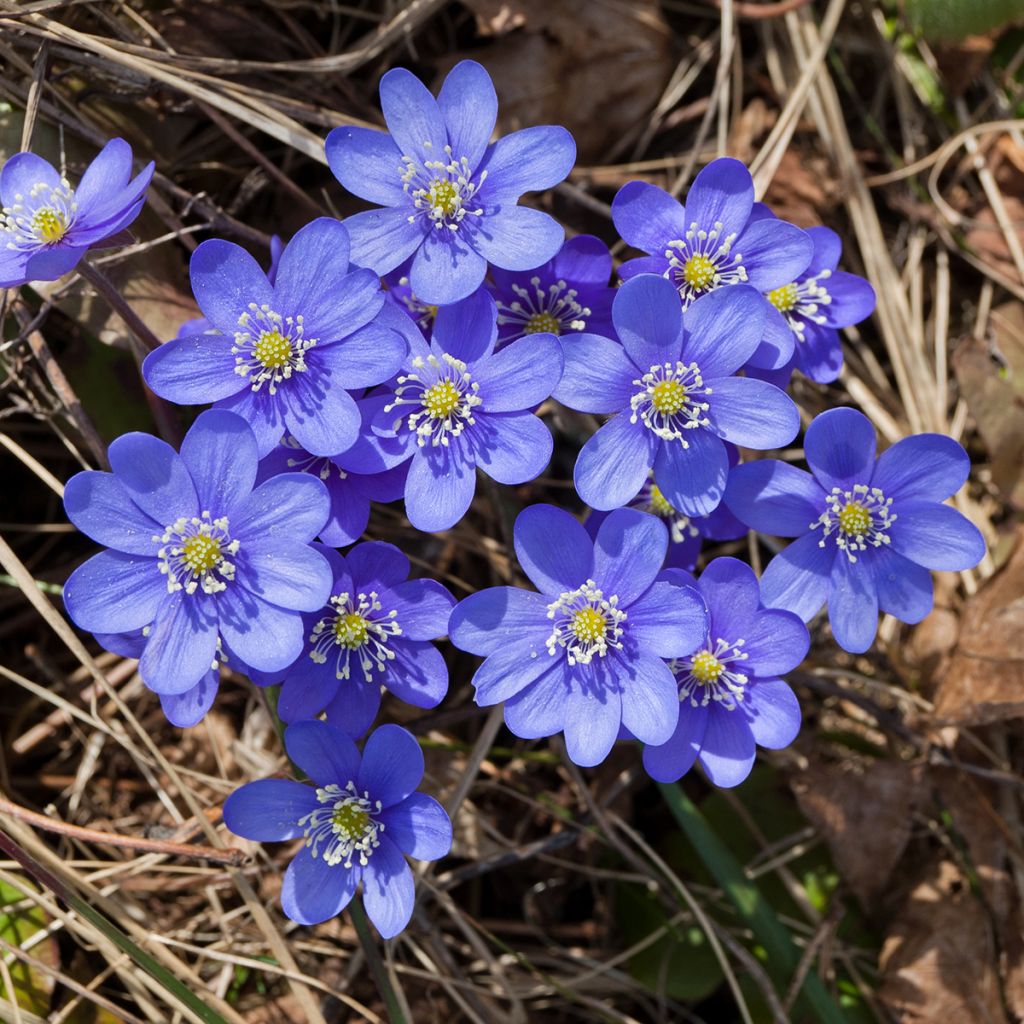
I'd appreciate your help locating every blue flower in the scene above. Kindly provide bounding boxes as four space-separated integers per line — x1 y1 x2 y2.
275 542 454 735
611 159 812 371
142 218 407 457
357 288 563 533
489 235 615 348
448 504 707 767
383 258 439 337
326 60 576 306
63 410 334 697
641 558 807 787
0 138 153 287
756 222 876 385
554 274 800 516
256 435 408 548
587 471 747 572
224 721 452 936
723 407 986 653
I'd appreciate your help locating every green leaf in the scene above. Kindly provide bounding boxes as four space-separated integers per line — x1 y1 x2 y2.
0 879 55 1015
906 0 1022 41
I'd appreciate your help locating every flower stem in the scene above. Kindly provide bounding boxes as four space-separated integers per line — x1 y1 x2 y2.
348 900 409 1024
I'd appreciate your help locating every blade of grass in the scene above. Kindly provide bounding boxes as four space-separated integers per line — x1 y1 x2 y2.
658 782 848 1024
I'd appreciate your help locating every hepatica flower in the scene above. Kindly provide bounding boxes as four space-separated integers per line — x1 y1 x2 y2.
642 558 808 787
554 274 799 516
224 721 451 936
257 435 407 548
143 218 407 457
760 221 875 384
326 60 576 305
449 504 708 767
366 288 563 533
277 542 454 735
63 410 333 697
724 407 985 653
0 138 153 288
489 235 615 347
611 159 812 369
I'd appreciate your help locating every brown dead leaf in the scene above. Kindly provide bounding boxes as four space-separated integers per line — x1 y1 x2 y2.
879 857 1009 1024
965 197 1024 282
953 332 1024 508
932 35 996 98
458 0 673 162
761 149 840 227
932 528 1024 726
792 759 923 911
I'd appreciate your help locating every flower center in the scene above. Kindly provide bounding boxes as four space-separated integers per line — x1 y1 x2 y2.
647 484 675 518
1 179 77 250
632 480 697 545
812 484 896 563
495 276 590 341
298 782 383 868
309 591 402 681
674 638 748 710
546 580 627 666
664 221 747 308
401 146 486 231
767 272 833 340
232 304 317 394
156 512 239 596
631 361 712 445
385 352 483 448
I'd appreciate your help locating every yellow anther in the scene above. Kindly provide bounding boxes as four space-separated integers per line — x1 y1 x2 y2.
428 179 458 215
767 282 799 313
650 379 687 415
331 803 370 838
182 534 222 574
571 606 607 643
253 328 293 369
648 484 675 518
422 379 461 419
691 650 724 684
524 311 561 336
839 502 871 536
31 207 68 244
683 254 716 290
333 612 369 649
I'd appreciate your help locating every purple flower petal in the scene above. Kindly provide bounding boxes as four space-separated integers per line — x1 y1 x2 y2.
449 586 550 656
804 407 877 493
379 792 452 860
870 546 934 623
159 669 220 726
697 709 756 787
217 586 305 672
470 411 552 485
591 507 667 605
575 415 658 511
476 126 575 204
553 333 637 414
404 448 476 533
618 652 680 746
63 551 164 633
232 472 330 543
705 377 800 450
642 704 708 783
1 152 60 207
357 724 424 808
618 254 670 281
437 60 497 170
653 429 729 518
278 659 339 723
740 607 809 675
224 779 317 841
237 542 333 612
514 503 594 595
344 206 424 277
723 460 823 537
805 226 842 274
827 554 878 653
431 287 497 363
107 431 199 522
627 578 707 658
325 126 407 206
315 320 406 387
386 579 454 640
284 719 360 788
64 471 161 556
281 846 358 926
361 835 415 938
213 387 287 457
611 273 685 369
795 325 843 383
139 594 218 695
738 219 812 292
384 640 448 709
686 158 754 239
554 233 613 285
380 66 447 158
472 333 562 412
470 205 565 273
563 679 622 767
471 637 553 705
346 541 410 591
888 501 985 571
682 285 766 377
824 271 875 327
179 409 257 517
503 663 568 738
142 333 240 404
22 245 87 282
746 306 796 371
410 227 488 306
281 371 361 457
322 676 383 737
759 532 835 622
870 433 970 504
189 239 273 332
611 180 689 255
742 679 801 749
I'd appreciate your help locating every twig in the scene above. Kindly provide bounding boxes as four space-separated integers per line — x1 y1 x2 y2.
0 792 247 866
77 259 163 353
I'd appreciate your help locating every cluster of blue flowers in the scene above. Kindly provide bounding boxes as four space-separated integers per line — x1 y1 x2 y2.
5 59 985 939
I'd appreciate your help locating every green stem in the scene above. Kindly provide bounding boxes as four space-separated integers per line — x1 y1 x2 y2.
348 900 408 1024
658 783 847 1024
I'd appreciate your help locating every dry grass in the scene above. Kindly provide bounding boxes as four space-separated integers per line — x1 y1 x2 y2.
0 0 1021 1021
